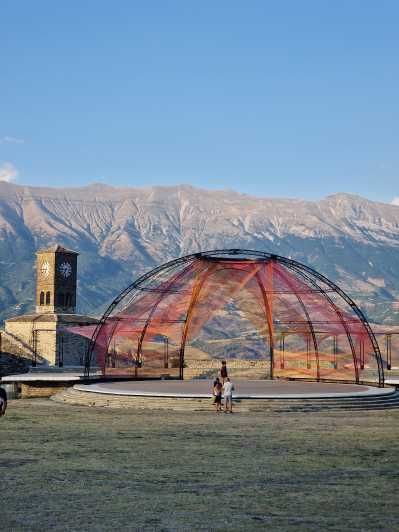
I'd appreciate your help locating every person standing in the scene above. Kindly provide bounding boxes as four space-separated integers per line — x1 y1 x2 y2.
220 360 228 384
222 377 234 413
212 377 223 412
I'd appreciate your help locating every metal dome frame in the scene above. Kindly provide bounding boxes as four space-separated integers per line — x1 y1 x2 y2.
84 249 384 386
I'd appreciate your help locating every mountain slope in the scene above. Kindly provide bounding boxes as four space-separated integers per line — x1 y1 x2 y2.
0 182 398 324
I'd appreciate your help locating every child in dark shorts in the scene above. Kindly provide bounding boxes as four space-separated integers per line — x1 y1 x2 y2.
213 378 223 412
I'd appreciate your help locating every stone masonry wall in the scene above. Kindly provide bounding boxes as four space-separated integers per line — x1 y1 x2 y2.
5 321 57 365
20 383 70 398
57 332 90 366
0 331 33 376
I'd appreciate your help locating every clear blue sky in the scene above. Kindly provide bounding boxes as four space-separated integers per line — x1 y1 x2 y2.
1 1 398 202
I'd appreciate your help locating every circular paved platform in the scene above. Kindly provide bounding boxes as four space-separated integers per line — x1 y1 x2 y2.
74 379 394 399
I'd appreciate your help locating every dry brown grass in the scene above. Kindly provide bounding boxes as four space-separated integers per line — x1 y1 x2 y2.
1 399 399 531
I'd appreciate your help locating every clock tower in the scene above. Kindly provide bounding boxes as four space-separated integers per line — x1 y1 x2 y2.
36 245 78 314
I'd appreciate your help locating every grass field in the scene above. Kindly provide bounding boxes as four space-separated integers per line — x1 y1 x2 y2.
1 399 399 531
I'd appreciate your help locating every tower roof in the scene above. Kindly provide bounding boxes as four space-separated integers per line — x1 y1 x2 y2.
36 245 79 255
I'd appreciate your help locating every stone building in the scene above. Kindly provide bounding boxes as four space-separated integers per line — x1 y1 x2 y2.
0 245 98 374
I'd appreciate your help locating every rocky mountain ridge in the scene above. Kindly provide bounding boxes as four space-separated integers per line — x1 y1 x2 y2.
0 182 398 324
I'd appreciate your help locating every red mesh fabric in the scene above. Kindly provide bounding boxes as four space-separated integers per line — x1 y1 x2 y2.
79 254 383 384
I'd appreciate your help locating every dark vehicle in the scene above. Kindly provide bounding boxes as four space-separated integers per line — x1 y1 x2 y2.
0 387 7 416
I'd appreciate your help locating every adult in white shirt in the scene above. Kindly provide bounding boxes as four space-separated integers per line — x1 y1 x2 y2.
222 378 234 413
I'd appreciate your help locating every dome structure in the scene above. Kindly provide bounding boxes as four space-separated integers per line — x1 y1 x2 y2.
85 250 384 386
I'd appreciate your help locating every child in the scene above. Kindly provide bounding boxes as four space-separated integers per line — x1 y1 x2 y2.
213 378 223 412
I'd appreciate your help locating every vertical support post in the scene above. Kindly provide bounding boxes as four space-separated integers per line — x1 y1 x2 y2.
164 336 169 369
80 340 85 366
134 337 139 377
271 345 275 373
360 338 365 370
280 334 285 369
333 336 338 370
386 334 392 371
59 333 64 368
179 352 183 380
306 334 311 369
111 336 116 368
32 329 37 367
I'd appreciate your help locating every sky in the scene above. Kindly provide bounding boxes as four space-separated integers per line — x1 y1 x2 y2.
1 1 399 203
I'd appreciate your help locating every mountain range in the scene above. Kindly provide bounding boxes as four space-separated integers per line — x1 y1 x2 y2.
0 181 398 325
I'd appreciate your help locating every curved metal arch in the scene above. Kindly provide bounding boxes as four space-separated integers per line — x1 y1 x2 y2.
254 271 275 379
283 262 360 383
136 261 203 368
84 254 199 376
273 262 321 381
207 249 383 386
178 261 266 378
273 255 384 386
178 262 218 379
85 248 384 386
175 260 276 379
84 252 235 375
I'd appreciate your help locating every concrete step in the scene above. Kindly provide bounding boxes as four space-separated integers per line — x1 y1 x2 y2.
51 387 399 412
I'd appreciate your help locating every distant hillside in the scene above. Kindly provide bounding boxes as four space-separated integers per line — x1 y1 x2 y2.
0 182 398 325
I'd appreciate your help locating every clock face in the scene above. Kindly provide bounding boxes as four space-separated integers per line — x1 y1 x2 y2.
40 261 51 278
59 261 72 278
